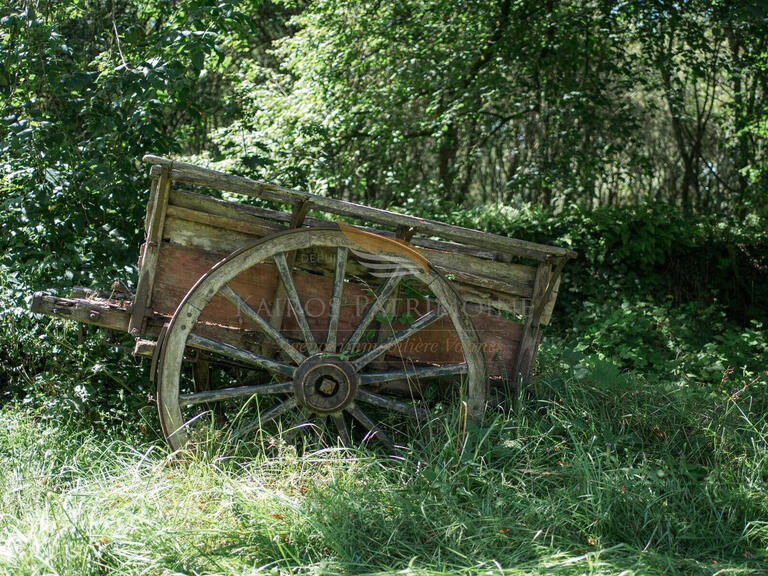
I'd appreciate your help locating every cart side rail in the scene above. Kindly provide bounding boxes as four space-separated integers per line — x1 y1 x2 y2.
143 154 577 263
150 187 562 323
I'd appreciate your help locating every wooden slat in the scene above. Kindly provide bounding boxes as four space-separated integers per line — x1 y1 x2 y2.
160 208 539 315
512 261 553 384
168 188 538 293
171 188 506 261
144 155 577 261
151 243 522 376
31 292 131 332
540 274 561 325
166 204 281 237
144 176 157 235
130 167 171 336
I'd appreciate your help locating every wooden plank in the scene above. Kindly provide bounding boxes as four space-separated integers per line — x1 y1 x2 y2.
168 189 538 293
161 210 537 311
31 292 131 332
144 155 577 261
166 204 281 237
512 261 552 384
540 273 561 325
170 188 293 227
151 243 522 376
171 187 508 261
144 176 158 235
168 187 544 287
420 247 535 296
130 167 171 336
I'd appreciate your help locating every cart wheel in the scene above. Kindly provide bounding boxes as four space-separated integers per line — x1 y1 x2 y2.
156 228 487 452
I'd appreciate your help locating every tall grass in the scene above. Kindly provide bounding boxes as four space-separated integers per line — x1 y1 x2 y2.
2 352 766 575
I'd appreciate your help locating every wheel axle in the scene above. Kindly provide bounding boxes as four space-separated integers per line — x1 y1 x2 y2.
292 355 359 415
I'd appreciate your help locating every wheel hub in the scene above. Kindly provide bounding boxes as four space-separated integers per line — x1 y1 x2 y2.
293 355 359 415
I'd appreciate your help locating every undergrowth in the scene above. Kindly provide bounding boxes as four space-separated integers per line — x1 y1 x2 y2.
2 206 767 574
1 351 767 574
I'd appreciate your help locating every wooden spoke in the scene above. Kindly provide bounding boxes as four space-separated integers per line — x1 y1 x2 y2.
347 404 395 450
360 363 468 385
273 253 319 354
325 246 348 353
192 360 211 393
331 413 351 446
178 380 292 406
351 306 447 371
342 273 402 354
187 333 295 377
219 284 306 364
356 390 427 419
233 397 298 440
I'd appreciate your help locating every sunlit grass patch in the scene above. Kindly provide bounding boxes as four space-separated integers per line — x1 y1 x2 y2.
1 355 767 576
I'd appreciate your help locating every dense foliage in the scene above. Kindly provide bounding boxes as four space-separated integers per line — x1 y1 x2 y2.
1 1 767 573
209 0 768 211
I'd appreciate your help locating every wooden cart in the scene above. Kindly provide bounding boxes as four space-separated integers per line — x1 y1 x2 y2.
31 155 576 451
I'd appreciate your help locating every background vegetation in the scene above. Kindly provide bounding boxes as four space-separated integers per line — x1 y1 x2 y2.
1 0 767 574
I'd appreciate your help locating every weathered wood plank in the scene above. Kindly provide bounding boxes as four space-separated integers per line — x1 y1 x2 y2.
167 187 540 295
161 211 539 315
151 243 522 375
143 155 577 261
130 167 171 336
31 292 131 332
171 187 507 261
539 273 561 325
421 248 535 295
144 176 158 235
166 204 281 237
512 261 552 384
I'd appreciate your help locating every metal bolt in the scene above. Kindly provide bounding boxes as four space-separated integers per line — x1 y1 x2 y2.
318 377 338 396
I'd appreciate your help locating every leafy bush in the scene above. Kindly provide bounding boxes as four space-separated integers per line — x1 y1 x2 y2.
0 267 155 434
556 298 768 386
411 201 768 325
